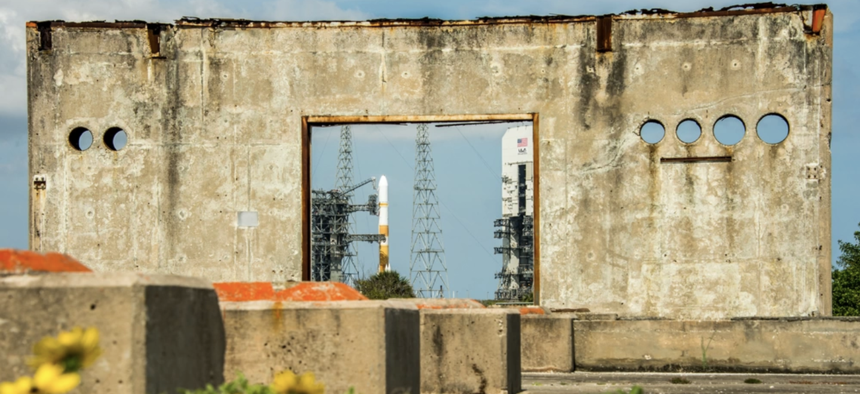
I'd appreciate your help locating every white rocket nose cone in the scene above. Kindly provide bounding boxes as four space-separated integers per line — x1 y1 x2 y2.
379 175 388 202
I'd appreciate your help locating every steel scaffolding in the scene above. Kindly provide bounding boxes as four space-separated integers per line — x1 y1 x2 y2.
333 125 361 285
310 125 384 283
410 123 449 298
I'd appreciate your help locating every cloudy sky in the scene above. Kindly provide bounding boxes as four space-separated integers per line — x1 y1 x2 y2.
0 0 857 298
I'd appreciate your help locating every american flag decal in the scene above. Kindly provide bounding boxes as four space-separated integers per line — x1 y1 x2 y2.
517 138 528 147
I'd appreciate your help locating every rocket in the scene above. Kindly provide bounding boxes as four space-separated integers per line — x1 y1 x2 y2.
378 175 390 272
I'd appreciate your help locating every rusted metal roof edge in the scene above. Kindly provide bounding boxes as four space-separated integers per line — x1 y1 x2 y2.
26 3 827 30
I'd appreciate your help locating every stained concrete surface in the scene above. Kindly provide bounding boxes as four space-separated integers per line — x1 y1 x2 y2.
574 318 860 374
28 6 833 319
0 273 225 394
221 300 419 394
419 309 521 394
524 372 860 394
522 315 574 372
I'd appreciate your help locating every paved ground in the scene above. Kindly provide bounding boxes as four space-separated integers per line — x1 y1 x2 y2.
524 372 860 394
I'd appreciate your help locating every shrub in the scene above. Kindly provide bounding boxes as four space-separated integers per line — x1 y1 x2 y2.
833 267 860 316
834 222 860 316
354 271 415 299
669 377 690 384
744 378 762 384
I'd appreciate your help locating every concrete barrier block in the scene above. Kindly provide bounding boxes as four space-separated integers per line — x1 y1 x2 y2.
391 297 486 309
574 318 860 373
222 300 419 394
0 273 225 394
214 281 368 302
521 315 574 372
0 249 91 275
420 309 521 394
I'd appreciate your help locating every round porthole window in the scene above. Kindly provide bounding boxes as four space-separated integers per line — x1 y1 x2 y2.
640 120 665 144
756 114 789 144
676 119 702 144
104 127 128 151
69 127 93 151
714 115 745 146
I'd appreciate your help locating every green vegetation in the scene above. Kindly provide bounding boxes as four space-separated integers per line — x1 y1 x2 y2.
700 332 716 371
837 223 860 270
744 378 762 384
833 223 860 316
354 271 415 300
669 377 690 384
480 299 501 307
520 292 534 303
604 386 644 394
180 372 326 394
180 375 270 394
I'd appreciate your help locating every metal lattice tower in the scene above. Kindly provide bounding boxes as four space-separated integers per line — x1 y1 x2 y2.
311 126 383 284
410 124 449 298
334 125 360 285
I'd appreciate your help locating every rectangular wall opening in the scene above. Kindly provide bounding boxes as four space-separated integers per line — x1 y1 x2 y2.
302 114 540 304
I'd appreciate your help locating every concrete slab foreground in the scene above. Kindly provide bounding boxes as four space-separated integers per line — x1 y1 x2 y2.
524 372 860 394
420 309 521 394
221 300 419 394
521 315 574 372
392 297 486 309
0 273 225 394
574 318 860 374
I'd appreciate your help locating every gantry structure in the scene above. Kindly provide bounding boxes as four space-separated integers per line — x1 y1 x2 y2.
494 126 535 301
310 126 384 283
410 124 449 298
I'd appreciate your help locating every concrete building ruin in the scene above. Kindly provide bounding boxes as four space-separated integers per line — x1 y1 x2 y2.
27 4 832 319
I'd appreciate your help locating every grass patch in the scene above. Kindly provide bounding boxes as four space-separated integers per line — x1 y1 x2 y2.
669 377 691 384
744 378 762 384
604 386 643 394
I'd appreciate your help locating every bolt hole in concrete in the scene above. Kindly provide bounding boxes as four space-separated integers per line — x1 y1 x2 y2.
69 127 93 151
103 127 128 151
713 115 745 145
640 120 665 144
757 114 789 144
676 119 702 143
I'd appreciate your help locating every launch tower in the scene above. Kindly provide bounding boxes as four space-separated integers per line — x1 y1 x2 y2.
310 126 385 283
494 125 535 301
410 124 449 298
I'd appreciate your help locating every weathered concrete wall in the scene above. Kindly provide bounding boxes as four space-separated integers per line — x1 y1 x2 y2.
521 315 574 372
27 5 833 318
0 273 225 394
574 318 860 374
420 309 521 393
221 300 419 394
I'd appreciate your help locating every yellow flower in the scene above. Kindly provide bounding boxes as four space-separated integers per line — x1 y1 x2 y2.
271 370 324 394
33 364 80 394
29 327 101 372
0 376 33 394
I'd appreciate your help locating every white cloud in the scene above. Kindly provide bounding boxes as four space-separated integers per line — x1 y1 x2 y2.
0 0 372 125
262 0 371 21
